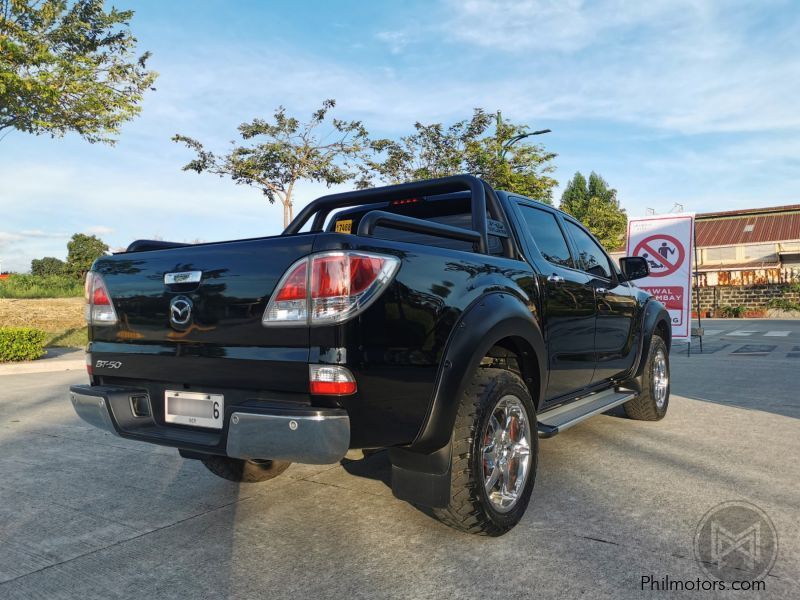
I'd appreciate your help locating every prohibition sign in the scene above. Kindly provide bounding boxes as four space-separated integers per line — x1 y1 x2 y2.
633 233 685 278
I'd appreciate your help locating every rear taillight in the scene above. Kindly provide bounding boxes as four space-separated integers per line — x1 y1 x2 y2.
263 260 309 324
309 364 357 395
263 251 399 326
84 272 118 326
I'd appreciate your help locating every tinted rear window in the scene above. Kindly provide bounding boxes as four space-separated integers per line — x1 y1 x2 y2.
518 205 573 268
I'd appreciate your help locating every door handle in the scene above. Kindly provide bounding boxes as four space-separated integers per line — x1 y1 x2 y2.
547 274 565 284
595 287 608 295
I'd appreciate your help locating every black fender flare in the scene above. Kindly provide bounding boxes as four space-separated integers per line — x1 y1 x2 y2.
414 290 546 452
618 298 671 392
389 291 545 508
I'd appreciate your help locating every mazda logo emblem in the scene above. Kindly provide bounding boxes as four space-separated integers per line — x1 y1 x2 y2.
169 296 193 327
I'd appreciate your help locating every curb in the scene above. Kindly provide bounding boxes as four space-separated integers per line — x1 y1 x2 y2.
0 355 85 376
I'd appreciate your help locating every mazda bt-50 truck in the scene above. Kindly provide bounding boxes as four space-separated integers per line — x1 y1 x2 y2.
70 175 671 536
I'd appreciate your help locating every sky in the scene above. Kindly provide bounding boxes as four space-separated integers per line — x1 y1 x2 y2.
1 0 799 272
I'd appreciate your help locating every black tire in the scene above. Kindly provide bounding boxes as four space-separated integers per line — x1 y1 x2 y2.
624 334 670 421
432 368 538 536
200 456 291 483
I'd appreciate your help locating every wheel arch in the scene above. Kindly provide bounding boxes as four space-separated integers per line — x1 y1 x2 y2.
389 291 545 508
642 299 672 360
484 335 543 408
619 298 672 392
410 291 545 454
654 315 672 351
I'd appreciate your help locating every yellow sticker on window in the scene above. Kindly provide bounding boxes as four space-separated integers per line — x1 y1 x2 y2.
335 220 353 234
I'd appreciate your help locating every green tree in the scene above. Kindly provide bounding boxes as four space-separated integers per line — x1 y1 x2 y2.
0 0 157 144
173 99 371 228
559 171 627 250
365 109 557 204
30 256 64 276
560 171 589 218
66 233 107 279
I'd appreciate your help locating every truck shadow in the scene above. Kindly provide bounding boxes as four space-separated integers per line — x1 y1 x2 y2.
340 450 392 487
5 376 796 598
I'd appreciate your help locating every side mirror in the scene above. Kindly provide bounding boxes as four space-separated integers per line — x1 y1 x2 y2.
619 256 649 281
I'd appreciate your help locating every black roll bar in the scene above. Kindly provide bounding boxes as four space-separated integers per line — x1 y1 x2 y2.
283 174 490 254
357 210 481 247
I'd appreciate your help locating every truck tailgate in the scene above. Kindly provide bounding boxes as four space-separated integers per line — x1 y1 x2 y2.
92 234 313 349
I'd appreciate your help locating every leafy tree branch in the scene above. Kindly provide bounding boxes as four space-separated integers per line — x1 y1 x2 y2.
0 0 157 144
363 109 558 204
173 99 371 228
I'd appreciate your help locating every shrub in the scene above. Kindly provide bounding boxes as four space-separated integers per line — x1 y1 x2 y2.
0 274 84 298
717 305 746 318
0 327 47 362
767 297 800 312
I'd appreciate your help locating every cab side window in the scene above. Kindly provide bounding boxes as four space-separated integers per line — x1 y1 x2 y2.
518 205 574 268
564 221 612 279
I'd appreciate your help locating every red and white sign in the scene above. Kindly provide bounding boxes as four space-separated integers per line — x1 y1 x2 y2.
626 214 695 339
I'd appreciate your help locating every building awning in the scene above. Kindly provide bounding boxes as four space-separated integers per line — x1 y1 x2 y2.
696 261 781 272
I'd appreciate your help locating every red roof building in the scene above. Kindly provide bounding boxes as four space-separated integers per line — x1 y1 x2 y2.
610 205 800 285
695 205 800 285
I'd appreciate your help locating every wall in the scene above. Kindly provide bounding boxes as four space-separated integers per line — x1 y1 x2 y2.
697 267 799 287
694 283 800 314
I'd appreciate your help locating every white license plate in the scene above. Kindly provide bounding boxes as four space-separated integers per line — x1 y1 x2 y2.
164 391 224 429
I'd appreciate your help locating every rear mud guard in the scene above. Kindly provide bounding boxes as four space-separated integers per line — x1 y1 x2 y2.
389 442 452 508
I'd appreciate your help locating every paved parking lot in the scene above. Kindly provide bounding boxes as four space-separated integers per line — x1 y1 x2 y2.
1 320 798 599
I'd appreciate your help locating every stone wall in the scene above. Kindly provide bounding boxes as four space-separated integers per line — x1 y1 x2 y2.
694 283 800 314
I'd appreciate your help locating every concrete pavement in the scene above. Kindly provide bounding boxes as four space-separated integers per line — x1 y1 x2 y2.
0 349 84 376
0 341 798 599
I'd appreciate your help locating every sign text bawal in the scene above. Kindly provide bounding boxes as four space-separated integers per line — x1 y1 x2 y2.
626 214 696 340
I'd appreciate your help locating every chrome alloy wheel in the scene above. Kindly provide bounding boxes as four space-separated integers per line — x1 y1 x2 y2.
480 394 532 513
653 349 669 408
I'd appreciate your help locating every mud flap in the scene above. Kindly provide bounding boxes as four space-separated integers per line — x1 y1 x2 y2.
389 442 452 508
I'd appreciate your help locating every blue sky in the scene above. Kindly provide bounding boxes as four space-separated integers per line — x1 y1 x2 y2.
2 0 799 272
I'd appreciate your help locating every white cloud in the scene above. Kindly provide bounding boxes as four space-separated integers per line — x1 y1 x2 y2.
110 1 798 147
375 31 411 54
83 225 115 235
0 232 23 246
0 230 64 273
443 0 693 52
19 229 67 238
430 0 800 134
0 157 352 273
2 0 798 270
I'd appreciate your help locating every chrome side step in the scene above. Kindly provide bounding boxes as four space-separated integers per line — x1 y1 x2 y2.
537 388 635 438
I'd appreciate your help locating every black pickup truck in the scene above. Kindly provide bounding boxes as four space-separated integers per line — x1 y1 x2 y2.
70 174 670 536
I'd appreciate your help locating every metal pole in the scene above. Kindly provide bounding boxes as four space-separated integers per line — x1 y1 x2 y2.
500 129 552 160
693 221 703 354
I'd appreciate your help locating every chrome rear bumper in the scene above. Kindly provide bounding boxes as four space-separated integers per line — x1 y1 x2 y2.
69 384 350 464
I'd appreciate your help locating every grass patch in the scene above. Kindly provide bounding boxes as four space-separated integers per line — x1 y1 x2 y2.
0 274 83 298
46 327 88 348
0 298 86 348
